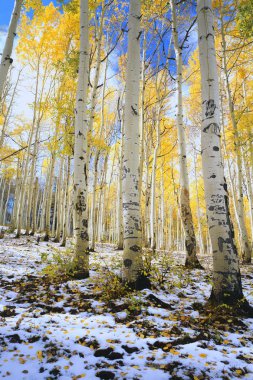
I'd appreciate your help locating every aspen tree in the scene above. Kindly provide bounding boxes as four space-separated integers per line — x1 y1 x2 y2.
122 0 149 289
73 0 90 278
61 157 71 247
0 0 22 100
220 13 251 264
197 0 249 305
170 0 202 268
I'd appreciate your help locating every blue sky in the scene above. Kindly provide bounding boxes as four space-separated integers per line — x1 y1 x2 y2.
0 1 58 27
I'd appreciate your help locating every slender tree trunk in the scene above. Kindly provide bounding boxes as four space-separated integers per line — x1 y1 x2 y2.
220 15 251 263
122 0 148 289
53 157 64 242
193 149 204 255
0 0 22 100
0 180 6 224
61 157 70 247
31 177 39 235
90 152 100 251
197 0 245 304
150 108 161 251
170 0 202 268
117 138 124 250
0 69 22 149
3 182 11 225
44 154 56 241
73 0 90 278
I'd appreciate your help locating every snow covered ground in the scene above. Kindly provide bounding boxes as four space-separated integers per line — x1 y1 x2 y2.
0 235 253 380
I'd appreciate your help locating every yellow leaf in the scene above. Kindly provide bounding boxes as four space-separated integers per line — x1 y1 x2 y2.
19 358 26 364
170 349 180 355
36 351 43 361
199 353 207 358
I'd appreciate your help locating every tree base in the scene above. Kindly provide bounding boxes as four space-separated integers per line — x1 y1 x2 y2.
125 274 151 291
43 234 49 242
72 271 89 280
207 292 253 318
60 240 66 247
242 259 252 265
185 258 204 270
15 233 20 239
115 245 123 251
52 237 59 243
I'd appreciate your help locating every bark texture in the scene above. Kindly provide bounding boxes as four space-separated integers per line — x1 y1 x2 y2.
73 0 90 278
197 0 243 303
0 0 22 100
170 0 202 268
122 0 146 288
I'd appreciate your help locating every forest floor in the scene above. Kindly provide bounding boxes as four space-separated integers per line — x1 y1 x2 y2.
0 234 253 380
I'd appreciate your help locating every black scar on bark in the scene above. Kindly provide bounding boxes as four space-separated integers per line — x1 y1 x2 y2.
82 219 88 228
124 259 132 268
213 146 219 151
203 122 221 136
130 245 141 252
205 99 216 118
80 231 89 241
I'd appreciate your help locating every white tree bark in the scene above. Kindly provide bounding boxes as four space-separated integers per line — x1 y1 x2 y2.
170 0 201 268
0 0 22 100
220 15 251 263
61 157 70 247
73 0 90 278
3 181 11 225
31 177 39 235
197 0 244 303
122 0 147 288
150 107 161 251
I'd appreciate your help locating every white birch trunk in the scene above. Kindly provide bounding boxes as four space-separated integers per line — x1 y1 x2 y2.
220 17 251 263
3 182 11 225
170 0 201 268
197 0 244 303
61 157 70 247
73 0 90 277
44 154 56 241
0 0 22 100
31 177 39 235
150 108 161 251
122 0 147 288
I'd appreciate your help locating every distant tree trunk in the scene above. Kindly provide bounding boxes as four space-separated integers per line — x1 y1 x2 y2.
220 15 251 264
0 0 22 100
73 0 90 278
31 177 39 235
117 134 123 250
0 180 6 224
3 181 11 225
122 0 148 289
197 0 244 304
44 154 56 241
90 152 100 251
170 0 202 269
150 107 161 251
53 157 64 242
193 149 204 255
0 69 22 149
61 156 70 247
